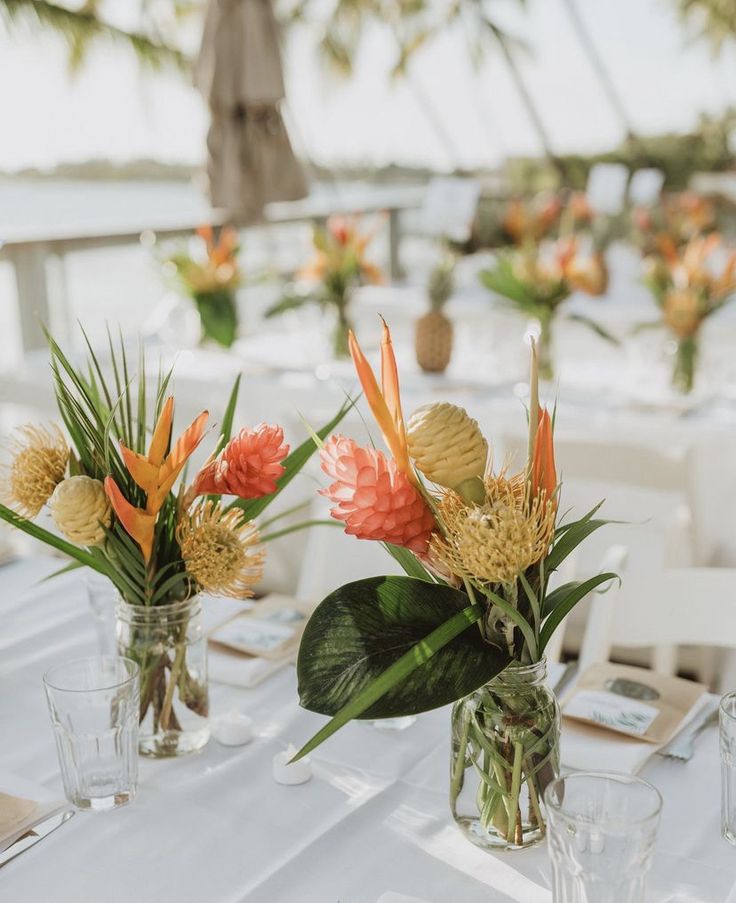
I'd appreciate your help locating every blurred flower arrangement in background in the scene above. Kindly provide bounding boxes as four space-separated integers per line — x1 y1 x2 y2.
642 233 736 392
294 320 616 851
631 191 717 256
265 215 383 358
164 226 242 348
0 329 350 755
480 196 613 380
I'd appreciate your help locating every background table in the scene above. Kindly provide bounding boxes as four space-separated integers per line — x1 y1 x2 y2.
2 555 735 901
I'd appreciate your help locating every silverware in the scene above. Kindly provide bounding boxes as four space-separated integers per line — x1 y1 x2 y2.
656 697 720 762
0 809 74 868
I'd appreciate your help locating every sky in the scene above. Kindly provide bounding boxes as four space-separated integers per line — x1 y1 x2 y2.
1 0 736 172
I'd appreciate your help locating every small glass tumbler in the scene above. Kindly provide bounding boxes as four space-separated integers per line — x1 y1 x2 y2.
544 771 662 903
720 690 736 844
43 656 140 812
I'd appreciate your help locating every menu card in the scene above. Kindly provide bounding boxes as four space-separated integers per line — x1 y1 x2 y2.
207 595 311 688
562 662 706 744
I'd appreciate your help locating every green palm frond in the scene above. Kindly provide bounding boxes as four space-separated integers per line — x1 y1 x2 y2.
0 0 188 72
675 0 736 54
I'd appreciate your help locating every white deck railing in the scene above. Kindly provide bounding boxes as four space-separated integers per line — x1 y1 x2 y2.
0 185 423 354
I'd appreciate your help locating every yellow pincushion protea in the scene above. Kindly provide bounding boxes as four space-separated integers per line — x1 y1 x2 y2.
430 474 556 587
0 425 69 517
663 289 703 338
50 475 111 546
178 501 264 599
407 402 488 500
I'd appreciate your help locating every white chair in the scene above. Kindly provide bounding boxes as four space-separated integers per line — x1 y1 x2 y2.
577 560 736 689
499 432 705 672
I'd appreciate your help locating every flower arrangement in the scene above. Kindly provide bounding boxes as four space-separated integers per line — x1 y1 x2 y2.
0 330 350 754
265 215 383 358
632 191 716 256
642 233 736 393
293 320 616 849
479 234 612 380
165 225 241 347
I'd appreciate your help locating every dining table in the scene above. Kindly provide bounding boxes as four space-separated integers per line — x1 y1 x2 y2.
1 553 735 903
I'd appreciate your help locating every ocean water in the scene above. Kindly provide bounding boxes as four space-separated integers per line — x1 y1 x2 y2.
0 178 331 363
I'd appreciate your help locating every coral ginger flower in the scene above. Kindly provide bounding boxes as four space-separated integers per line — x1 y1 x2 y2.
192 425 289 500
319 435 436 554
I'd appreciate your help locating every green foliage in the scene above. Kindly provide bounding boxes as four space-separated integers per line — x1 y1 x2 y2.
675 0 736 55
295 576 507 758
193 291 238 348
503 110 736 192
0 0 187 73
479 255 568 317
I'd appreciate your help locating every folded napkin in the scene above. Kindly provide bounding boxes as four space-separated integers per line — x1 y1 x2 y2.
561 692 710 774
208 647 295 688
0 772 67 854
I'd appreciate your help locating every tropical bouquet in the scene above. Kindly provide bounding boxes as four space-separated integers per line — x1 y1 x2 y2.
293 321 616 850
265 215 383 359
165 225 241 347
641 233 736 393
631 191 716 256
0 330 349 755
479 234 612 380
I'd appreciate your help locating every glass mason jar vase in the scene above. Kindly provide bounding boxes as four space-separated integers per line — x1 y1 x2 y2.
116 597 209 758
450 658 560 851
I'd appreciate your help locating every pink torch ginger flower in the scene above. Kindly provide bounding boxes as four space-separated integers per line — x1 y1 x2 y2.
320 435 436 554
192 425 289 499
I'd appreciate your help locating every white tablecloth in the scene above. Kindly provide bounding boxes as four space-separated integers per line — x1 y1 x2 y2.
1 556 735 902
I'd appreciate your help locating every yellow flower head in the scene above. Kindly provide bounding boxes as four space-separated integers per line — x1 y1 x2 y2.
663 288 703 339
177 501 264 599
430 473 556 586
50 475 111 546
0 425 69 517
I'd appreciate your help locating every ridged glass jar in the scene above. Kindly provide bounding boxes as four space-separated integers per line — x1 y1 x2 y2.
116 597 209 758
450 658 559 851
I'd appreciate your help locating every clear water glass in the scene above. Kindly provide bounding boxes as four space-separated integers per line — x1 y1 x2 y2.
43 656 140 812
544 771 662 903
720 691 736 844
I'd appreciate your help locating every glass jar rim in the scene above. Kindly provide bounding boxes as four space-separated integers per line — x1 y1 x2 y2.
543 770 663 827
116 596 201 617
720 690 736 723
43 655 139 693
492 658 548 681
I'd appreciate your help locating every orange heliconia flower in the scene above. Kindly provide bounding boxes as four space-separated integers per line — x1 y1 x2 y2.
319 435 436 554
105 397 209 562
191 425 290 500
349 321 415 483
531 408 557 506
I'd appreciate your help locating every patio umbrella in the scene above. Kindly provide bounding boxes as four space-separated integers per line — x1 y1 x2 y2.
196 0 308 223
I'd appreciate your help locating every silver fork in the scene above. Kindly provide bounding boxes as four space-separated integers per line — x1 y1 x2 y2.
656 698 720 762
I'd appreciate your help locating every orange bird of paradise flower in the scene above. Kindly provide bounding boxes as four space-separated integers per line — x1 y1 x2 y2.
348 320 416 485
104 397 209 563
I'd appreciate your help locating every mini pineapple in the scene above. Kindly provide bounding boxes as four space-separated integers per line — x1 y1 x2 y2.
415 255 455 373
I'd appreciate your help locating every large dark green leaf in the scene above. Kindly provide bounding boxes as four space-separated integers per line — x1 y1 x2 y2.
297 575 509 722
194 291 238 348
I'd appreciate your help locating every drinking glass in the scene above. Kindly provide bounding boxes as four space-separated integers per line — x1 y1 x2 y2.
43 656 140 812
720 690 736 844
544 771 662 903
